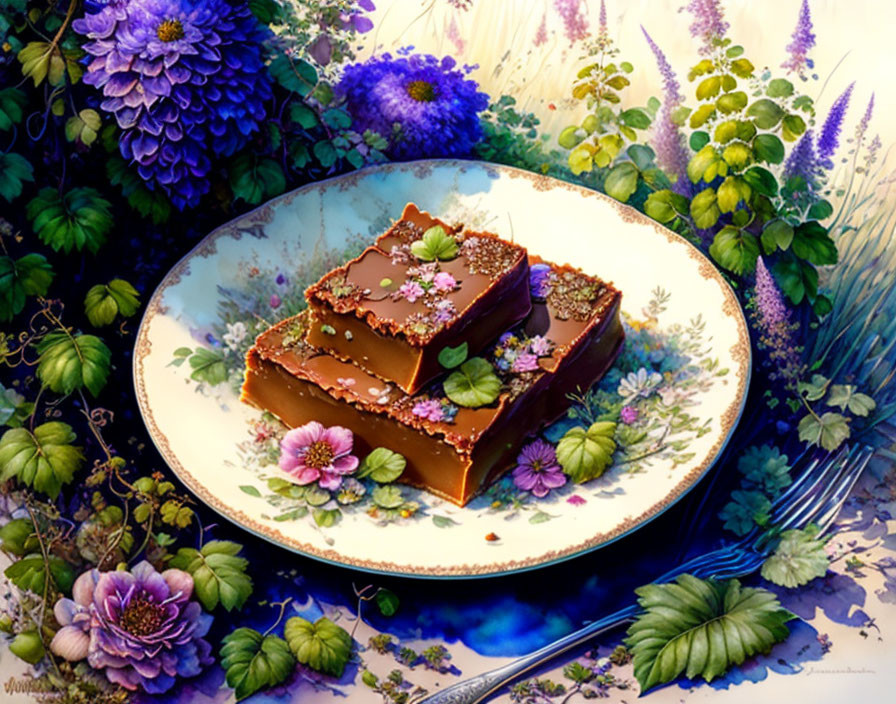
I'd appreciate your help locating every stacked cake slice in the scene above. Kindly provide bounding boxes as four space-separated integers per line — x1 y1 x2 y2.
241 204 624 506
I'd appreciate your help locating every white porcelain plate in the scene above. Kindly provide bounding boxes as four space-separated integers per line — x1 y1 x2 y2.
134 160 750 578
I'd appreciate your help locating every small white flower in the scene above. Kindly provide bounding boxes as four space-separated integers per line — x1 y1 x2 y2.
617 367 662 404
222 321 248 350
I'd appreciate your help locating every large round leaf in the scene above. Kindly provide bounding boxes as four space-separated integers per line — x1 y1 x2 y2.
284 616 353 677
220 628 295 701
443 357 501 408
556 421 617 483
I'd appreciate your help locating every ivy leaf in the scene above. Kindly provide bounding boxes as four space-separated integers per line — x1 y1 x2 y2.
27 187 113 254
84 279 141 327
268 55 317 96
357 448 406 483
438 342 468 369
791 221 838 266
718 489 770 536
0 253 54 322
708 227 759 275
798 412 850 451
0 422 84 499
37 331 111 397
0 152 34 202
230 154 286 205
761 526 829 588
746 99 785 129
604 162 639 203
410 226 459 262
557 421 616 483
169 540 253 611
64 109 101 146
443 357 501 408
220 628 295 701
4 553 76 596
826 384 876 417
625 575 792 692
737 445 791 498
0 88 27 131
284 616 353 677
187 347 228 385
371 484 404 509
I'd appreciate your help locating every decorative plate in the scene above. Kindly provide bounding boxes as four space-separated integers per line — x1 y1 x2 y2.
134 160 750 578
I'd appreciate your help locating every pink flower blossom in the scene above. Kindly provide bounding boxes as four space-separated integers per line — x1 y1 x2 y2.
533 12 548 47
620 405 639 424
433 271 457 292
434 298 457 323
399 280 425 302
279 421 359 491
567 494 587 506
412 399 445 422
512 351 539 373
553 0 589 45
269 294 282 308
529 335 552 357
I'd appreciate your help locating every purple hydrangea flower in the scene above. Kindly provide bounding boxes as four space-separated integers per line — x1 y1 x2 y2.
279 421 359 490
512 439 567 497
683 0 729 54
781 0 816 77
338 52 488 159
529 263 552 299
817 82 854 167
74 0 272 209
50 562 212 693
642 28 691 195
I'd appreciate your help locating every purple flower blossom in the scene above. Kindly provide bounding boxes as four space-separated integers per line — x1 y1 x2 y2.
434 298 457 323
855 93 875 143
554 0 589 45
50 562 212 693
751 257 803 385
599 0 608 36
338 52 488 159
279 421 359 490
412 399 445 422
399 280 425 302
817 82 854 167
784 129 817 187
781 0 816 77
567 494 586 505
74 0 272 209
269 294 282 309
534 12 548 47
620 405 639 424
275 273 288 286
433 271 457 292
512 440 567 497
529 335 552 357
683 0 729 54
529 263 552 298
643 28 691 195
512 352 539 373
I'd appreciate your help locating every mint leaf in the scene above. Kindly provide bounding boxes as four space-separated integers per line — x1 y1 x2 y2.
169 540 253 611
0 253 54 322
761 526 829 588
625 575 792 692
438 342 468 369
37 331 111 397
221 628 295 701
410 226 458 261
27 187 113 254
357 448 406 483
443 357 501 408
0 422 84 499
84 278 141 327
284 616 353 677
557 421 616 483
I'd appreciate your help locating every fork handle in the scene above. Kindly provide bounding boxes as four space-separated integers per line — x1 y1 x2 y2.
418 604 640 704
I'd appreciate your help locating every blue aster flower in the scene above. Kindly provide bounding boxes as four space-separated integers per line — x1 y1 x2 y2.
338 51 489 159
74 0 272 209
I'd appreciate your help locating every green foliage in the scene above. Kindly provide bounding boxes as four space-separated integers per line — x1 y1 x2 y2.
556 421 616 483
438 342 468 369
18 41 82 88
84 279 141 327
268 54 318 96
230 154 287 205
9 630 45 664
761 525 829 588
604 161 639 202
708 227 759 275
169 540 253 611
625 575 792 692
284 615 353 677
718 489 770 536
27 187 113 254
357 448 406 483
409 226 458 261
0 518 38 556
826 385 875 416
4 553 76 596
737 445 792 498
797 412 850 451
0 383 32 429
443 357 501 407
64 109 101 146
37 331 111 397
371 485 404 510
793 373 874 451
221 628 295 701
0 422 84 499
0 87 27 131
105 157 172 224
375 588 400 617
0 253 53 322
173 347 229 385
0 152 34 202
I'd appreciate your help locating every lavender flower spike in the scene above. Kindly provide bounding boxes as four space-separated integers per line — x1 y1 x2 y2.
781 0 816 78
642 27 691 195
683 0 729 54
855 93 875 143
784 129 817 189
752 257 803 385
599 0 608 37
817 82 855 167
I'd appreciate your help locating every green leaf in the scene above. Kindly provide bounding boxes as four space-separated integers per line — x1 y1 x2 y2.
105 157 172 224
797 412 850 451
743 166 778 198
187 347 228 385
797 373 829 402
443 357 501 408
760 220 793 255
221 628 295 701
239 485 262 497
746 99 785 129
0 152 34 202
375 588 400 617
687 145 719 184
371 484 404 510
737 445 791 498
604 162 639 203
9 630 45 664
558 125 585 150
807 200 833 221
432 515 459 528
716 177 750 213
0 383 32 429
313 140 338 168
0 423 84 499
718 489 771 535
766 79 794 98
4 553 75 595
826 385 876 417
729 58 755 78
268 55 317 96
438 342 468 369
689 131 710 151
0 518 37 557
625 575 792 692
791 221 837 266
709 227 759 275
773 255 817 305
0 253 54 322
249 0 279 23
27 187 113 254
64 109 101 146
781 114 806 142
36 331 111 397
84 279 140 327
230 154 286 205
627 144 656 171
169 540 253 611
321 107 352 129
761 526 829 588
696 76 722 100
289 102 318 129
557 421 616 483
0 88 27 132
284 616 353 677
752 134 785 164
620 108 651 129
716 91 748 114
689 188 721 229
568 144 593 174
312 507 340 527
357 448 406 483
410 226 459 261
644 190 689 224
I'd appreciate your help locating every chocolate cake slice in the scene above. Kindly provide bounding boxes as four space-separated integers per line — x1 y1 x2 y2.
304 204 531 395
242 259 623 506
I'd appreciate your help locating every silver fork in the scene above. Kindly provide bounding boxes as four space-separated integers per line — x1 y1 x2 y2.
418 444 874 704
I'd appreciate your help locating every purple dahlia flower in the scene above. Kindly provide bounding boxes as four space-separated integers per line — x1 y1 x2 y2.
50 561 213 693
74 0 272 209
338 52 489 159
512 439 567 498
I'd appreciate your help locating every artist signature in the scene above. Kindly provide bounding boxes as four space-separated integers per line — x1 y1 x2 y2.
806 666 877 676
3 677 64 697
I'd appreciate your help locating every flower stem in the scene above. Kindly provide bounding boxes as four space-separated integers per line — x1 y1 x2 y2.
263 598 294 636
